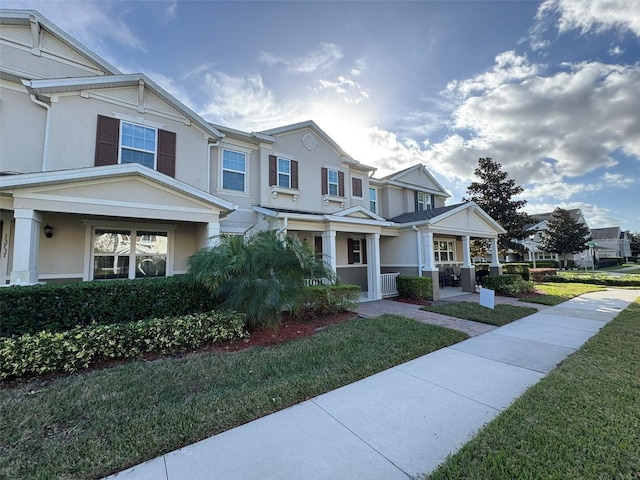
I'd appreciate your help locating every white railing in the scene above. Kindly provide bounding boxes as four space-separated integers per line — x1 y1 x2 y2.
381 272 400 297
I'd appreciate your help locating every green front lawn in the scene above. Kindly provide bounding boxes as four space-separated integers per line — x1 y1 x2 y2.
520 282 605 305
422 302 538 326
427 297 640 479
0 314 467 480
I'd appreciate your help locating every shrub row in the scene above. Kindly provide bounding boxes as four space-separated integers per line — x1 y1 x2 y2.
0 310 247 381
529 268 557 282
397 276 433 301
0 276 217 337
501 263 530 281
484 274 535 295
543 274 640 287
292 284 361 318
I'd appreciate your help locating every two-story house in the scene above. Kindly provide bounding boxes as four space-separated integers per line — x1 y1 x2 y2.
590 227 631 261
0 9 505 300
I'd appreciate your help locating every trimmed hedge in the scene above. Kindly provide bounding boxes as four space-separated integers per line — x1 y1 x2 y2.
543 274 640 287
292 284 361 318
397 276 433 301
502 263 530 281
530 268 557 282
484 274 535 295
0 276 217 338
0 310 247 381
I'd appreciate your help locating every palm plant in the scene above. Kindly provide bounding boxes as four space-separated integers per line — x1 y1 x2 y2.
188 229 335 329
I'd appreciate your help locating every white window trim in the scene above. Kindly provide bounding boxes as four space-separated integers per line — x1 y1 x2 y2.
351 238 363 264
119 120 158 169
417 192 431 211
220 148 248 193
433 238 456 263
277 156 292 189
327 168 340 197
83 221 175 281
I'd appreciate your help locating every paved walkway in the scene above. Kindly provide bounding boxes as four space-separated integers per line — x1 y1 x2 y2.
104 289 639 480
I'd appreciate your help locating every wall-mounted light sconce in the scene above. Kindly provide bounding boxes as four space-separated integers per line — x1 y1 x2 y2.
43 224 53 238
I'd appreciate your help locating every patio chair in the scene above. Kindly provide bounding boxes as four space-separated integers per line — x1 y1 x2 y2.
445 267 461 287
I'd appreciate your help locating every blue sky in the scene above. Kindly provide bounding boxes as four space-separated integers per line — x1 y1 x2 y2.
7 0 640 231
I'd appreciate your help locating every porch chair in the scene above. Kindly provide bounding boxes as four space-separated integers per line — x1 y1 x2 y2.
444 267 461 287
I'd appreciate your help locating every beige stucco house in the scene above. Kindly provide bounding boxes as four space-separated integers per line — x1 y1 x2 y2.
0 9 505 300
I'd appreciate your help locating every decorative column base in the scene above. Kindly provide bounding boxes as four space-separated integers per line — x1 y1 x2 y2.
490 265 503 276
460 266 476 292
424 269 440 301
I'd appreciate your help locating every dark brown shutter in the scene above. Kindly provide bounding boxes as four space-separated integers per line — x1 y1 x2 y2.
269 155 277 186
95 115 119 166
352 177 362 197
338 171 345 197
431 195 435 209
347 238 354 264
414 191 419 211
314 236 323 255
321 167 328 195
291 160 298 189
157 129 176 177
362 239 367 264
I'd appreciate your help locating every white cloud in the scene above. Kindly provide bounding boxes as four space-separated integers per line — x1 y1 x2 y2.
260 43 343 73
316 76 369 104
602 172 636 187
536 0 640 37
428 58 640 186
524 182 602 200
608 45 624 56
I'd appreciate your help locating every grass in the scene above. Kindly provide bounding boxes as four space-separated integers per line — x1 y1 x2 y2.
519 282 606 305
427 297 640 480
0 314 467 480
422 302 538 326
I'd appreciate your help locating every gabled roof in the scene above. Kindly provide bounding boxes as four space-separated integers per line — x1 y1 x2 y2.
389 203 462 223
21 74 224 140
260 120 377 172
530 208 582 223
373 164 451 198
0 164 237 214
591 227 621 240
0 9 120 75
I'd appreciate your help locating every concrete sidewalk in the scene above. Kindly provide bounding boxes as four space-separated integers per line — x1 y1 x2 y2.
104 289 639 480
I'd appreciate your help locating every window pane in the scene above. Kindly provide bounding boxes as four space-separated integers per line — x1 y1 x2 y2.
223 150 245 172
223 170 245 191
135 255 166 278
94 229 131 254
328 170 338 184
94 255 129 279
278 158 290 174
329 183 338 196
278 173 290 188
121 149 155 168
121 122 155 152
136 231 167 255
369 188 376 201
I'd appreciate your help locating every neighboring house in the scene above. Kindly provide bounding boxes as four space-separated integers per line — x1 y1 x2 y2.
520 209 591 267
0 9 505 300
590 227 631 260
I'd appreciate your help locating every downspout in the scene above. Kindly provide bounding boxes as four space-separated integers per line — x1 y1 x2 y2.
28 94 51 171
412 225 422 275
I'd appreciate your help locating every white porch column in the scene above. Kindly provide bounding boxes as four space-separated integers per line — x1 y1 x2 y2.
204 221 220 248
462 235 472 268
366 233 381 300
490 237 501 267
10 209 42 284
423 231 436 270
322 230 337 273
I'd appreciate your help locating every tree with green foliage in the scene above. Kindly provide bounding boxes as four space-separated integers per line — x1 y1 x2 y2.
629 231 640 257
541 208 592 269
463 157 532 258
188 228 335 330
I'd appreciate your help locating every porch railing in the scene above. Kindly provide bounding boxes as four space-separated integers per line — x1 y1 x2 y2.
381 272 400 298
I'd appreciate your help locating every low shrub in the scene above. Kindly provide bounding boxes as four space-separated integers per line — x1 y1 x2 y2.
530 268 557 282
0 276 217 338
484 274 535 295
544 274 640 287
502 263 530 281
596 258 623 268
530 260 560 268
292 284 361 318
397 276 433 301
0 310 247 381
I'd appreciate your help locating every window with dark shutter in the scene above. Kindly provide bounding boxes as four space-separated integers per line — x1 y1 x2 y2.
352 177 363 197
321 167 328 195
95 115 119 166
291 160 298 189
269 155 277 186
157 129 176 177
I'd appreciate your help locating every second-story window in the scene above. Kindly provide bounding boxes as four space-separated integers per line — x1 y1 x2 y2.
222 149 246 192
328 169 339 196
352 177 363 197
278 157 291 188
369 188 377 213
120 122 157 169
416 192 432 211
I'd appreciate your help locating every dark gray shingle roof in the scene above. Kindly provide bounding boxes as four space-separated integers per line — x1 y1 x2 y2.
389 203 464 223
